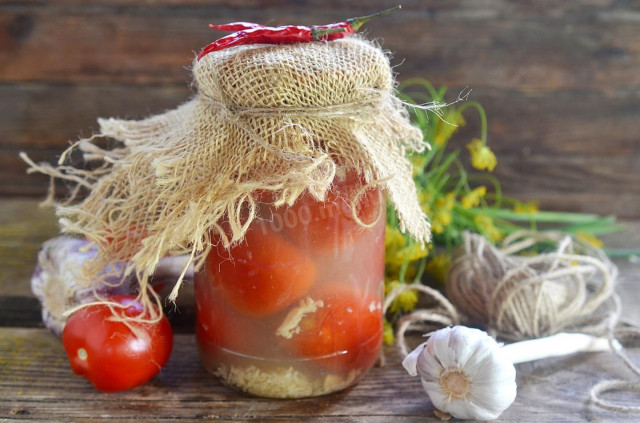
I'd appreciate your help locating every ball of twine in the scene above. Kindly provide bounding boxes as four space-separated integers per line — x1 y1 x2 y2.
446 230 619 341
385 230 640 413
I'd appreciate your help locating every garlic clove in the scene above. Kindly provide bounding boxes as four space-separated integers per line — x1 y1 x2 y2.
469 352 517 420
413 343 441 381
401 342 424 376
460 399 501 421
421 379 453 415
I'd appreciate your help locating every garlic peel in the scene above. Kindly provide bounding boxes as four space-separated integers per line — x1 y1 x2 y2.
276 297 324 339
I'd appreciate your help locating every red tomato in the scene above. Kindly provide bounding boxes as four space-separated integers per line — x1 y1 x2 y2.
61 295 173 392
194 270 257 356
208 226 316 317
284 283 383 372
283 171 382 251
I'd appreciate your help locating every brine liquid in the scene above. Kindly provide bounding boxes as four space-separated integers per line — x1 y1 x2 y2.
195 172 385 398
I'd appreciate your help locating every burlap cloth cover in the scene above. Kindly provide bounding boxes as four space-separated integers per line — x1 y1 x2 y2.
29 36 430 307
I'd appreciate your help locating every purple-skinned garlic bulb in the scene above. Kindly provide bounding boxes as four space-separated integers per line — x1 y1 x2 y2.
30 237 192 335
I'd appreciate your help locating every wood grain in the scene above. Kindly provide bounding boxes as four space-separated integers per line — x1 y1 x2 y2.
2 1 639 218
2 1 638 90
1 1 639 211
0 198 639 421
6 86 640 216
0 327 639 422
0 199 58 297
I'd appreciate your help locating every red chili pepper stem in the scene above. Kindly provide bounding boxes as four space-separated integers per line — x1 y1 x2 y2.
311 26 347 40
347 5 402 32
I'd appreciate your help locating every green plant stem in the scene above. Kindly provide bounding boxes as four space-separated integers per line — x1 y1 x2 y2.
397 78 442 102
457 100 488 143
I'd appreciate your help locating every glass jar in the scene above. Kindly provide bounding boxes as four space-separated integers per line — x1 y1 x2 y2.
194 169 386 398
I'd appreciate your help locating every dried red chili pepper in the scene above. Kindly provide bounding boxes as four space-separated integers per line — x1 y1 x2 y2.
197 6 401 60
209 22 265 32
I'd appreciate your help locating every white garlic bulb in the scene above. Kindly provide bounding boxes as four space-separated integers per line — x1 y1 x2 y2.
402 326 517 421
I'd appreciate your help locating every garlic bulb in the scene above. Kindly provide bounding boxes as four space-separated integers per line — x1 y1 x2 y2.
31 237 193 335
402 326 517 421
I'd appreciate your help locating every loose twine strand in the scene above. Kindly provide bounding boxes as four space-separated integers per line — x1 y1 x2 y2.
383 230 639 413
589 293 640 413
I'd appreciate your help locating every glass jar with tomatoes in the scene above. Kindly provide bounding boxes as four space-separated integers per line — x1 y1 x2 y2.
194 168 386 398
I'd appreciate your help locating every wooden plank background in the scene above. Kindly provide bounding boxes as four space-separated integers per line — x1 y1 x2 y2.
1 0 639 217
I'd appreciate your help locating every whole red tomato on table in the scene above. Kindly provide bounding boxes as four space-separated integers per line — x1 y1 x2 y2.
61 295 173 392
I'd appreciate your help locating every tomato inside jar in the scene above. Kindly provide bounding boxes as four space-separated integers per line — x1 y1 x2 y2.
194 169 385 398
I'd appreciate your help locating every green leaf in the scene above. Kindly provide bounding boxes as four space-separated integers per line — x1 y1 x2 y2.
468 208 609 224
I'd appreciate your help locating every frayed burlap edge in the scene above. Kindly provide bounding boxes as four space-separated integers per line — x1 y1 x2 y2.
21 37 431 320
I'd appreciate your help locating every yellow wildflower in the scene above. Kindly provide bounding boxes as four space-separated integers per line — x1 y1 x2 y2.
418 191 432 214
431 194 455 235
473 215 504 243
386 244 429 270
431 209 452 234
433 110 465 147
385 280 419 314
576 231 604 248
425 253 451 284
514 201 539 214
461 186 487 209
383 319 395 346
385 225 405 253
436 192 456 211
418 191 432 204
410 154 429 176
467 138 497 172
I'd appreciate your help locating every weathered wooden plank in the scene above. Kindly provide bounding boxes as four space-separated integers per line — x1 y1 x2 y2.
1 83 190 198
1 328 639 422
7 83 638 155
5 82 639 217
1 198 639 421
9 82 636 158
0 296 42 328
0 83 191 149
493 155 640 219
0 199 58 297
1 1 638 91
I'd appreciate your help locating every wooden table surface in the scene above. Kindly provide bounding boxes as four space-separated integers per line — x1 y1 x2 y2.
1 198 639 422
2 2 640 420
